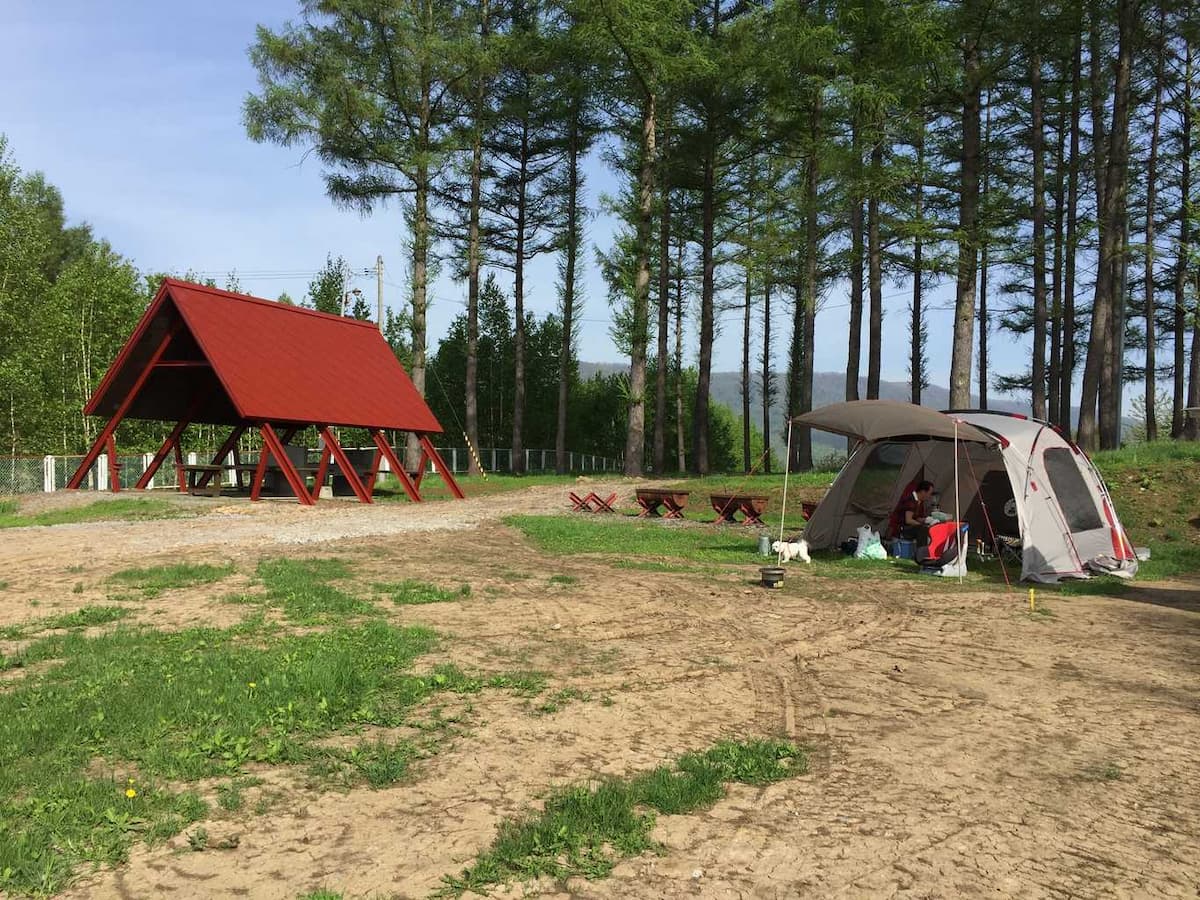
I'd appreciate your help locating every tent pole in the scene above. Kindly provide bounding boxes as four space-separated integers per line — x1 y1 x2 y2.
778 420 793 564
955 419 963 584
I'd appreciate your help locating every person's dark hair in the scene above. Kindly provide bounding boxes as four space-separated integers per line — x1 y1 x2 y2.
916 480 935 493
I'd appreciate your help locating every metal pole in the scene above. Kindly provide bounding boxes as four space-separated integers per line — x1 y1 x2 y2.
955 419 963 584
778 420 793 564
376 255 384 332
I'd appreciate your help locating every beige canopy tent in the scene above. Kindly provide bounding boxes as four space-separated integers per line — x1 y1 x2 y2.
783 402 1137 583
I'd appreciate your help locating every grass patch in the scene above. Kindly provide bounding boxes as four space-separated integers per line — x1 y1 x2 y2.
0 580 8 591
0 616 485 894
507 515 765 565
374 580 471 605
0 498 190 529
548 574 578 585
0 605 131 641
374 474 583 503
108 562 234 598
250 558 379 624
299 891 345 900
440 739 806 896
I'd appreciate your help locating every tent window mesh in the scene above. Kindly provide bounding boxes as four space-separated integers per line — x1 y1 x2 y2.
850 442 908 515
1043 448 1105 532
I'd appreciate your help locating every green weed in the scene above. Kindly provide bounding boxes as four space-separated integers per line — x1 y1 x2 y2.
252 559 378 624
374 580 471 605
0 619 460 894
440 739 806 896
109 562 234 598
0 498 190 530
0 605 130 642
187 826 209 851
298 890 345 900
548 574 578 585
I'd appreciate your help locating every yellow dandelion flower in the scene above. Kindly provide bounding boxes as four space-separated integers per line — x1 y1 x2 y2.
248 682 257 689
125 788 137 799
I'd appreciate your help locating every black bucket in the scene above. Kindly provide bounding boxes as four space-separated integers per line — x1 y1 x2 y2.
759 566 785 589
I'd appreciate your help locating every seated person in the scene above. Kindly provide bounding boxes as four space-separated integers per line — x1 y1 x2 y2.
892 480 936 544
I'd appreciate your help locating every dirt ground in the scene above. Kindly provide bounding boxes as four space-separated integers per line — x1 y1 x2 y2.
3 485 1199 899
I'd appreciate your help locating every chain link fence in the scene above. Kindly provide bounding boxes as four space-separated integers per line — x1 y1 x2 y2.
1 448 621 495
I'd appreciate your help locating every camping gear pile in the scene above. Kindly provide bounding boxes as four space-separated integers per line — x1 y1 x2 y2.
784 401 1137 584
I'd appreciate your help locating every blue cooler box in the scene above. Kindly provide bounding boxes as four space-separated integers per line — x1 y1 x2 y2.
891 538 915 560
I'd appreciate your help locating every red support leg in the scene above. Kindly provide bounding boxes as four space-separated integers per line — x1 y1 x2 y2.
136 419 191 489
365 447 383 497
371 429 421 502
320 427 371 504
197 425 247 489
411 446 429 490
261 423 314 505
67 323 180 490
419 435 465 500
173 441 186 492
106 435 121 493
312 441 333 503
249 429 272 501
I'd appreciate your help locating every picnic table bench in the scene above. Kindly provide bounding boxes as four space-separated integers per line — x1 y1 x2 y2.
635 488 690 519
570 491 618 513
710 493 769 526
182 464 223 497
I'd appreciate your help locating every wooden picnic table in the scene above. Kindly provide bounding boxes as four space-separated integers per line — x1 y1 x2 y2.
182 464 223 497
635 488 690 519
710 493 769 526
570 490 618 513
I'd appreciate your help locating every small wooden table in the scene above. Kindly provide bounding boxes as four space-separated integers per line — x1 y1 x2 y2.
710 493 769 526
635 488 690 519
570 491 617 513
182 464 223 497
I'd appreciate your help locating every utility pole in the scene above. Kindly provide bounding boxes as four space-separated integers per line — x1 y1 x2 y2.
376 255 384 332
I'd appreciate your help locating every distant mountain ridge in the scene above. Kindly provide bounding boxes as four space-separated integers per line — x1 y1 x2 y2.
577 361 1039 455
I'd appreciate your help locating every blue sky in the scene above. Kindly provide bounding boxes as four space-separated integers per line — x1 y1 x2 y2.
1 0 1036 396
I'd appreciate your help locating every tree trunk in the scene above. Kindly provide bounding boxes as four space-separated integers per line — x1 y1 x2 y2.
556 107 581 474
950 18 982 409
741 264 752 472
653 139 670 473
1142 4 1165 443
625 91 656 476
1031 42 1048 419
1049 78 1066 427
464 3 488 475
846 119 864 406
1061 25 1082 430
1172 47 1192 437
408 90 431 473
867 141 883 399
511 110 530 474
1079 0 1134 450
795 97 820 471
911 118 925 406
691 120 716 474
675 234 686 472
1187 268 1200 439
761 280 772 474
978 91 991 410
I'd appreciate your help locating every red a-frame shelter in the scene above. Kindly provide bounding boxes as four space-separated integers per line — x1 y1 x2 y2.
68 278 464 505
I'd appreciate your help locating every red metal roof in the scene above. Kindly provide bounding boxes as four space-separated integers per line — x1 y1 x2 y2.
85 279 443 433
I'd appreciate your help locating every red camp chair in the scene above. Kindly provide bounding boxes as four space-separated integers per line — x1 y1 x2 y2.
916 521 968 571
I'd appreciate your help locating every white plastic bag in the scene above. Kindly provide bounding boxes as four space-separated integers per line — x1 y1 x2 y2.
854 525 885 560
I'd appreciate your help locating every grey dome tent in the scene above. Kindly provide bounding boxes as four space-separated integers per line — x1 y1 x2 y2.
787 401 1137 583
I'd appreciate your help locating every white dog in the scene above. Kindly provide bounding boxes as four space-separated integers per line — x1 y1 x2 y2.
772 539 811 564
